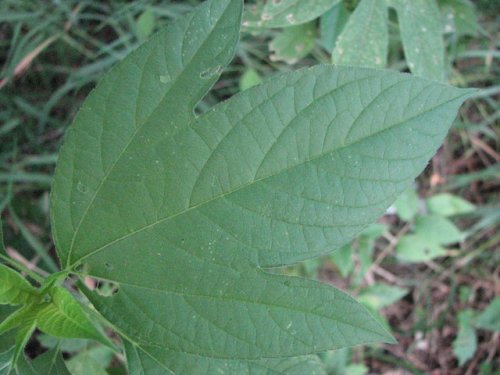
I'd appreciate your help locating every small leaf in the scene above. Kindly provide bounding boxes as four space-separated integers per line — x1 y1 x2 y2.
330 244 354 278
320 2 350 52
360 223 388 239
414 214 464 244
0 265 38 305
396 234 447 262
392 0 445 81
320 348 349 375
269 22 316 64
475 298 500 332
453 310 477 366
332 0 388 68
35 287 113 348
345 364 368 375
426 193 475 217
31 349 71 375
358 284 408 309
66 346 114 375
440 0 481 36
394 188 419 221
136 8 155 41
239 69 262 91
243 0 341 28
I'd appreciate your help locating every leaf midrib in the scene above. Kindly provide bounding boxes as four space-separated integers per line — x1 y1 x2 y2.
69 88 465 268
67 88 460 269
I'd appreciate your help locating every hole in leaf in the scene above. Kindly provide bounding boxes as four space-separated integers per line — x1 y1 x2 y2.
83 276 119 297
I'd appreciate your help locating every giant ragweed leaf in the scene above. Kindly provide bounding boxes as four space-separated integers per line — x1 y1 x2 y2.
51 0 472 373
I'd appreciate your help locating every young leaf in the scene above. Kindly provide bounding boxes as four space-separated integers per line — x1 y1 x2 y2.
35 287 113 348
358 284 408 310
392 0 445 81
414 214 464 244
269 22 316 64
332 0 388 68
51 0 473 372
136 8 155 41
0 285 112 367
453 310 477 366
31 348 71 375
393 188 419 221
239 69 262 91
0 265 38 305
426 193 475 217
475 298 500 332
66 346 114 375
330 244 354 278
396 234 447 263
243 0 340 29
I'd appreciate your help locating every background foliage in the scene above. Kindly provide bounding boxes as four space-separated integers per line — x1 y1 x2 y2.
0 0 498 373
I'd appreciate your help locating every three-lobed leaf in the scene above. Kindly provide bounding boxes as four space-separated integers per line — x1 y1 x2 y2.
50 0 473 373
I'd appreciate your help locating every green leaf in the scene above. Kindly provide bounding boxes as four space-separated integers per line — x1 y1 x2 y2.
31 349 71 375
393 188 419 221
320 348 349 375
330 244 354 278
414 214 464 244
125 339 326 375
0 285 112 369
358 284 408 310
136 8 156 41
50 0 473 372
392 0 445 81
345 364 368 375
269 22 316 64
38 335 88 354
453 310 477 366
320 2 350 52
396 234 447 262
475 298 500 332
35 287 113 348
66 346 114 375
332 0 388 68
440 0 481 37
0 306 17 375
240 69 262 91
0 265 38 305
243 0 340 28
11 319 37 373
426 193 475 217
